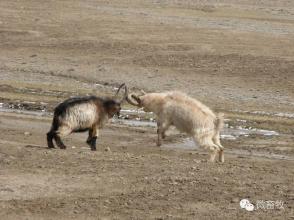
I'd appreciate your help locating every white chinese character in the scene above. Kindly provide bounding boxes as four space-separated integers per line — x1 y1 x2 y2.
256 200 266 210
275 200 285 210
266 201 275 210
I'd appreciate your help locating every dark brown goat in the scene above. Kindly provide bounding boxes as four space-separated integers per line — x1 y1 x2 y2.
47 84 127 150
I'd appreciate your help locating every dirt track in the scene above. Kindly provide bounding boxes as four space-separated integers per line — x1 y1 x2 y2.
0 0 294 219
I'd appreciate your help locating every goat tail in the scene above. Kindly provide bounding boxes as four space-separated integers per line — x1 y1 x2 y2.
215 112 224 133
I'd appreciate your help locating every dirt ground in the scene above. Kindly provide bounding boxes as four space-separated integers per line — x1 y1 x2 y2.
0 0 294 219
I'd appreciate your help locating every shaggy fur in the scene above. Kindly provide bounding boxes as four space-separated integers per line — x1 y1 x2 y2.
128 91 225 162
47 84 127 151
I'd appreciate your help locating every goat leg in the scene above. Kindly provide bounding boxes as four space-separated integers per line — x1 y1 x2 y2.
46 131 55 148
87 126 99 151
54 134 67 149
89 137 97 151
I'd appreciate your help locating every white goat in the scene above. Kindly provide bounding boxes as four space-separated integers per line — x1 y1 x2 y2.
126 91 225 162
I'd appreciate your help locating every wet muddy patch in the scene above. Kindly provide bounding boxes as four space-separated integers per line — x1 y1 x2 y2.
116 117 279 140
2 101 293 161
232 109 294 119
0 101 280 140
0 101 48 113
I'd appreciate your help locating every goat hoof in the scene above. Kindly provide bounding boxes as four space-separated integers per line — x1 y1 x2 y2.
91 147 97 151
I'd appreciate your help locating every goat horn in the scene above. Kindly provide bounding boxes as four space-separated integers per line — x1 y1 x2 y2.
120 85 128 103
115 83 126 97
126 93 140 106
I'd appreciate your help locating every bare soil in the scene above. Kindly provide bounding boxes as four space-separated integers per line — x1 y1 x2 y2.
0 0 294 219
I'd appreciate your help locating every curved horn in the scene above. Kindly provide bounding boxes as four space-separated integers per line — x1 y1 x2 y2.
120 85 128 103
115 83 126 97
126 93 140 106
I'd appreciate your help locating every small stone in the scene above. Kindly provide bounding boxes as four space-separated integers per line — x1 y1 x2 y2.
30 54 37 57
213 177 219 181
72 146 76 149
24 131 31 136
105 147 111 152
104 199 111 204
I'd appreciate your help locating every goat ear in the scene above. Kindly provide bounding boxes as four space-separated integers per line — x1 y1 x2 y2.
131 94 141 104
